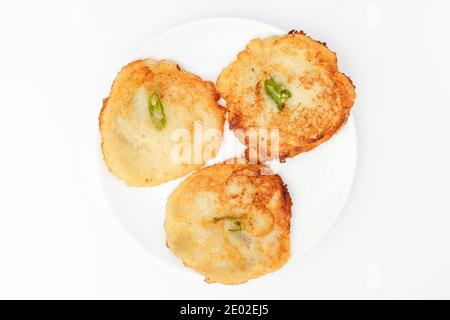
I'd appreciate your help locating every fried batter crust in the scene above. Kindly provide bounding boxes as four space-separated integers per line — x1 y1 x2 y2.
99 59 226 186
165 161 292 284
217 31 356 161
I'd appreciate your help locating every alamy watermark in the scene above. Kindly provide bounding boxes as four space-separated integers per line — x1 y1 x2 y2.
169 121 280 165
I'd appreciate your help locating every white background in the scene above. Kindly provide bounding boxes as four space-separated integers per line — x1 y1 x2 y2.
0 0 449 299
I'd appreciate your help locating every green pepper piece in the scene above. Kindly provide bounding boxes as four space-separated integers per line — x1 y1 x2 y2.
213 216 240 223
264 77 292 111
213 216 243 232
148 92 167 131
228 220 242 232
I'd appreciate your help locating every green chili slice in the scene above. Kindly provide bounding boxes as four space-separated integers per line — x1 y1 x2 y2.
213 216 243 232
264 77 291 111
228 220 242 232
148 92 166 131
213 216 240 223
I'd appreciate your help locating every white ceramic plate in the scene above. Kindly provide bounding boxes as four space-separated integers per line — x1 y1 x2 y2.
99 17 357 277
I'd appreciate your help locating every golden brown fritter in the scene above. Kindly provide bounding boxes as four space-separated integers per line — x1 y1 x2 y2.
99 59 226 186
216 31 356 162
164 161 292 285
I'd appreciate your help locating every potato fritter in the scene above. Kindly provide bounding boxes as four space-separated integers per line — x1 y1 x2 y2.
164 161 292 285
216 31 356 161
99 59 226 186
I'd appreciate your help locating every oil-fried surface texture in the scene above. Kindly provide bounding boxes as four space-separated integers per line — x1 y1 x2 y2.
216 32 356 161
99 59 226 186
165 162 292 284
